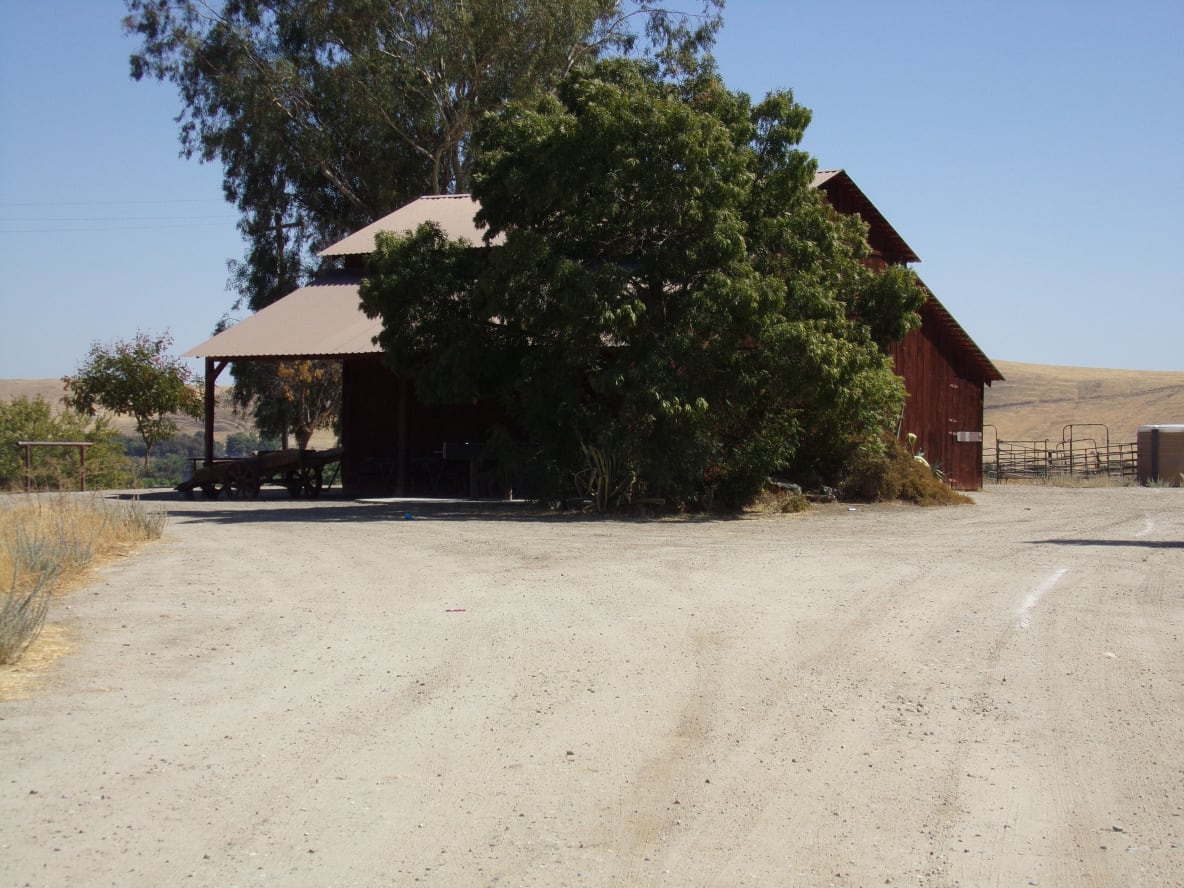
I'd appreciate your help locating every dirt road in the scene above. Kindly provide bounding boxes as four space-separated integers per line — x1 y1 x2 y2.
2 486 1181 887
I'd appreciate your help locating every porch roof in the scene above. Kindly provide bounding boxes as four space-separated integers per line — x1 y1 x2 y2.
182 274 382 360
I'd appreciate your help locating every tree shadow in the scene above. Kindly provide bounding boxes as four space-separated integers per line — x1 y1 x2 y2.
107 489 744 525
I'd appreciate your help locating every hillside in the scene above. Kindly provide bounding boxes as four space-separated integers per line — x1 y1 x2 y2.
0 378 253 442
985 361 1184 445
5 362 1183 452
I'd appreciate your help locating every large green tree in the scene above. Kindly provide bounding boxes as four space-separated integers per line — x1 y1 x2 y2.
63 332 204 469
359 60 925 508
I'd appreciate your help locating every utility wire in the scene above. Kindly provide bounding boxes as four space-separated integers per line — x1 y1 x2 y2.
0 198 228 207
0 214 234 222
0 221 238 233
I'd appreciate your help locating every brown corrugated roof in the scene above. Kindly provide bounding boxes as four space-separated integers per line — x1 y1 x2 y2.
318 193 501 257
183 274 382 359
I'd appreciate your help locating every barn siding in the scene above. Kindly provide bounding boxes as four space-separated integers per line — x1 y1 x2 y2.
341 357 507 496
890 307 986 490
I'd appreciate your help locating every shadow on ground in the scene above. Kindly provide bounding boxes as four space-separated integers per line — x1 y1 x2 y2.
1030 538 1184 549
107 489 745 524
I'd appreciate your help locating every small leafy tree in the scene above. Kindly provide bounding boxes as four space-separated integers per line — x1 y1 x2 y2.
232 359 341 451
63 332 203 469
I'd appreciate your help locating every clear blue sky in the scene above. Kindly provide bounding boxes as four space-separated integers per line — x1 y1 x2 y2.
1 1 1182 379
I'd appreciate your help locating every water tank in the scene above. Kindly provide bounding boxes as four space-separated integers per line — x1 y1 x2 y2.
1137 424 1184 485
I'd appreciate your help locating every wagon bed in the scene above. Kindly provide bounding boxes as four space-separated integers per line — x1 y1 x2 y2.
177 447 343 500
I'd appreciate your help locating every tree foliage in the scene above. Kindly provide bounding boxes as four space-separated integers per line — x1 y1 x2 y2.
62 332 204 468
360 59 925 508
0 397 132 491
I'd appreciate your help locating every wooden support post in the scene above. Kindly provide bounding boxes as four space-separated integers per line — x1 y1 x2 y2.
396 377 408 496
204 359 228 466
18 442 92 492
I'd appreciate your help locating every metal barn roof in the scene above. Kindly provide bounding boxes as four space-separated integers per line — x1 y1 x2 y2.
318 193 501 257
183 274 381 359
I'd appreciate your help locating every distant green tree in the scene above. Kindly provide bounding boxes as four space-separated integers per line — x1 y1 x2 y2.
224 431 259 458
360 59 925 508
63 332 204 470
0 397 132 491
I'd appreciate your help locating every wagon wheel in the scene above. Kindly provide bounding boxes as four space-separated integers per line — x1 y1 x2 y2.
284 469 302 498
305 465 323 498
285 465 322 498
200 482 221 499
224 463 261 500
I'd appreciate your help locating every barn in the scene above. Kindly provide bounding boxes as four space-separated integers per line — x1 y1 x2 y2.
813 171 1004 489
186 178 1002 495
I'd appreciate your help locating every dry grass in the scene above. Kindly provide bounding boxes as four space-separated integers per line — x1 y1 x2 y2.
840 441 975 506
747 487 811 514
0 495 166 671
989 474 1139 489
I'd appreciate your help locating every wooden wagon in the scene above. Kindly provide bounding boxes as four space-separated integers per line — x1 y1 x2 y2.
176 447 343 500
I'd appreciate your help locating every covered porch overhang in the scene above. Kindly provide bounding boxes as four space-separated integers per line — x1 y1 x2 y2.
182 273 385 470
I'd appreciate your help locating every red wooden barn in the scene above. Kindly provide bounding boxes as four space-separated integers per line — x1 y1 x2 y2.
186 177 1002 494
813 171 1003 489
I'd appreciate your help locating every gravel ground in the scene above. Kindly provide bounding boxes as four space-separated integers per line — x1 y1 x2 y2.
2 485 1182 887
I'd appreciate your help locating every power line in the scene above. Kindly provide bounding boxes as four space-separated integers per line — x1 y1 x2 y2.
0 221 239 233
0 198 228 207
0 214 235 222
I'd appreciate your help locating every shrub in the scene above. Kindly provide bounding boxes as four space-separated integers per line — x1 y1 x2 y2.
839 438 973 505
748 486 811 514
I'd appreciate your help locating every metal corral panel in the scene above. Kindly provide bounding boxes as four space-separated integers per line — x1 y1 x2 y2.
1137 425 1184 485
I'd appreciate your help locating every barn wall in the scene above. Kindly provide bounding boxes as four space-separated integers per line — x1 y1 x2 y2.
890 315 986 490
341 357 508 496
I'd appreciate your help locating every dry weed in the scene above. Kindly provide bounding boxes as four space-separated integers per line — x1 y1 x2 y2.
0 494 166 667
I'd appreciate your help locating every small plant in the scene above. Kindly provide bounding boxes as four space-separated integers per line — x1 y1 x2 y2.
575 443 636 513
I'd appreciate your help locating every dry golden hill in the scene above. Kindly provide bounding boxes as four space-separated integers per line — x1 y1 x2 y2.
0 378 252 442
985 361 1184 446
5 362 1182 452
